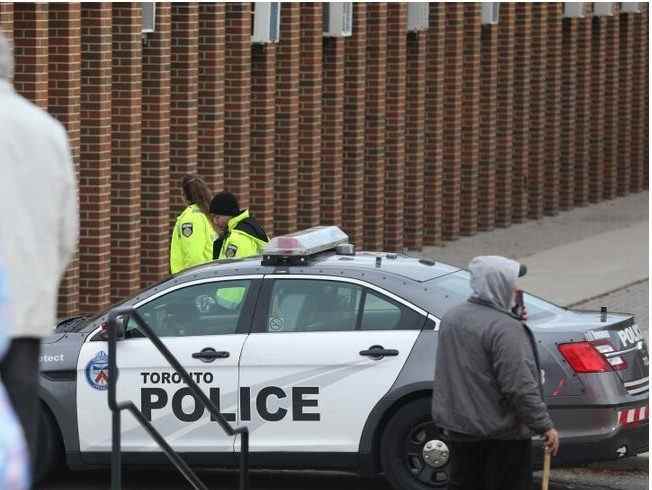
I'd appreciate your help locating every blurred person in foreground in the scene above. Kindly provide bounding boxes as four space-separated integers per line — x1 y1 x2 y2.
170 175 216 274
0 32 79 475
432 256 559 490
0 260 30 489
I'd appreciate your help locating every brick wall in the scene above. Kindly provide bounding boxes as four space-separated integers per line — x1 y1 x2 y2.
543 3 562 216
528 4 546 220
442 3 464 241
0 2 647 316
603 7 620 200
423 3 445 246
141 3 171 288
575 15 592 206
460 4 481 237
78 3 112 312
48 3 80 316
384 3 407 251
273 3 300 236
364 3 387 250
478 18 498 232
404 28 426 248
342 3 366 247
494 3 515 228
298 3 322 230
560 15 577 211
110 3 142 302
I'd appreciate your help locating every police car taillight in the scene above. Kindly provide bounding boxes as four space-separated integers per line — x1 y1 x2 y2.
558 341 612 373
262 226 350 266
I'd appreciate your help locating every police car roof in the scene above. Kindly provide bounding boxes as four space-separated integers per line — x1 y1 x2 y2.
172 250 457 284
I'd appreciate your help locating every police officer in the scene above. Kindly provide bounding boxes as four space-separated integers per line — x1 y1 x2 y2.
209 191 269 260
170 175 216 274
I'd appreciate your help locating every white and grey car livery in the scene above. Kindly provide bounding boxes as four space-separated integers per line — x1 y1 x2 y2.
38 227 649 490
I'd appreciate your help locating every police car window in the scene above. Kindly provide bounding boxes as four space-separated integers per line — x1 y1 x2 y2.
125 280 250 338
266 280 362 333
430 271 562 321
360 292 401 330
360 291 423 330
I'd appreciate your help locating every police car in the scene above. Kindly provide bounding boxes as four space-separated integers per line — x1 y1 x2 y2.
39 227 648 490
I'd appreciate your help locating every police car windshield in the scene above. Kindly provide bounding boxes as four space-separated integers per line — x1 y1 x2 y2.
431 271 563 321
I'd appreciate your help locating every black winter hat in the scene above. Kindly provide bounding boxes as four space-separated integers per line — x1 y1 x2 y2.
210 191 240 217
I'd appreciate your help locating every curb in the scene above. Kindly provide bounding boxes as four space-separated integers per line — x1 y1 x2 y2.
566 278 649 308
533 477 617 490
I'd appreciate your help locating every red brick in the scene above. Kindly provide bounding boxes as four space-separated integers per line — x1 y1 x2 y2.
423 3 445 245
170 3 199 224
460 3 481 236
110 3 141 302
342 3 367 247
602 10 620 200
442 3 464 241
364 3 387 250
495 3 515 228
404 29 426 249
13 3 48 108
528 4 546 220
321 36 345 227
224 2 251 207
617 12 634 196
560 15 578 211
384 3 406 251
574 16 592 206
543 3 561 216
273 3 300 236
590 16 607 203
479 19 497 232
250 40 276 232
512 3 531 223
79 3 112 312
198 4 225 194
49 3 80 316
298 3 322 230
141 3 171 286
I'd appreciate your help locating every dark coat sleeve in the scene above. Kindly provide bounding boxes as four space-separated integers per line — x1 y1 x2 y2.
487 322 555 434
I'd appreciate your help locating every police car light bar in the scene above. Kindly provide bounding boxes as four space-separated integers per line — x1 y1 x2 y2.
262 226 350 266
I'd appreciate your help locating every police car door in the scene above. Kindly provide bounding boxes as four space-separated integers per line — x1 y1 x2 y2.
237 276 425 453
76 277 260 456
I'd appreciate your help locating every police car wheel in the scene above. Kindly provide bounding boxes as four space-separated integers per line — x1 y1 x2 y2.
380 397 450 490
34 404 64 483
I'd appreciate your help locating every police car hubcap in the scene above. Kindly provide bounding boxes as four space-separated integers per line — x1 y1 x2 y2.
422 439 449 468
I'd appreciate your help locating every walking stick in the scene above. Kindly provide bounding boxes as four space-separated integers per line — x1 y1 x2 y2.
541 448 551 490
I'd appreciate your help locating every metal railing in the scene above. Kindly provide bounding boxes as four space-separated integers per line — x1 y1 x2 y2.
107 307 250 490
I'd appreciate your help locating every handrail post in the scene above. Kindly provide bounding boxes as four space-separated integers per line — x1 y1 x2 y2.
108 310 122 490
107 307 251 490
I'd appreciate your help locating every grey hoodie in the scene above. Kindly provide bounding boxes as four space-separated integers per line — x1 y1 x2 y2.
431 256 554 440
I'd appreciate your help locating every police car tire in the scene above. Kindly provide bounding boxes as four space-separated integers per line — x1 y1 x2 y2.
34 404 64 483
380 397 445 490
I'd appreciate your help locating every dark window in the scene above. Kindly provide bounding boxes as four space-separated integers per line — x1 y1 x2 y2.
264 279 424 333
126 280 251 338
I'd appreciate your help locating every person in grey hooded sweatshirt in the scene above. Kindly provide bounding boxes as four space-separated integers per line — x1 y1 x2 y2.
432 256 559 490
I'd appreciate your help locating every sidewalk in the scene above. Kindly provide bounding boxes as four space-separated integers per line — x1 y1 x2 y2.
420 192 649 490
419 192 649 306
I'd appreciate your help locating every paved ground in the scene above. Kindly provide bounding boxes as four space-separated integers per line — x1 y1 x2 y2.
38 192 649 490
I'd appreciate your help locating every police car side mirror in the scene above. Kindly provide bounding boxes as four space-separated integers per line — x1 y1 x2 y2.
96 317 127 342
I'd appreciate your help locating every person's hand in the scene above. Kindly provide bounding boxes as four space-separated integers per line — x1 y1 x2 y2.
544 428 560 456
520 305 528 321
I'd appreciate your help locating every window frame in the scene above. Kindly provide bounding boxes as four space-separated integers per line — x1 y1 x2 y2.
252 275 427 334
87 276 263 341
